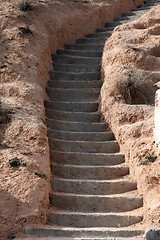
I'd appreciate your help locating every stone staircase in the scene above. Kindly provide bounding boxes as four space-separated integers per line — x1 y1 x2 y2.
24 0 160 239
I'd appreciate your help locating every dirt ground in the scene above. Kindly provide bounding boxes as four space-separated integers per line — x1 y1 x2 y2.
101 4 160 229
0 0 158 239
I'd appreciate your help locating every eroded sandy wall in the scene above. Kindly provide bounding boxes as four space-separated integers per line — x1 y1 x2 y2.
101 4 160 227
0 0 145 238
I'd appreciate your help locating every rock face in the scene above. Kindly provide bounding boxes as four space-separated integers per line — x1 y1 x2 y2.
101 2 160 229
143 228 160 240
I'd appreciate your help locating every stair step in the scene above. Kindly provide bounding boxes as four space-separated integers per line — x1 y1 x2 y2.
25 226 143 238
47 211 143 228
17 237 143 240
50 151 125 165
86 31 112 38
57 49 102 58
76 37 107 44
46 109 101 123
121 11 135 17
51 193 143 213
131 6 151 11
49 138 120 153
114 16 130 22
47 79 102 89
52 54 100 65
96 27 115 32
46 87 100 102
49 71 100 81
53 63 100 73
65 43 104 51
51 163 129 180
48 130 115 141
47 119 107 132
105 22 122 28
44 100 99 112
51 178 137 195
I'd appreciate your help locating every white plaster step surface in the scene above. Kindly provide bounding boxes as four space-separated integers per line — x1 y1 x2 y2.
44 100 99 112
25 226 143 238
53 63 100 73
47 119 107 132
76 37 108 44
46 109 101 122
50 151 125 165
51 178 137 195
47 79 103 89
47 210 143 228
52 54 100 65
49 138 120 153
51 192 143 212
51 163 129 180
48 129 114 141
57 49 102 58
47 87 100 102
65 43 104 51
49 70 100 81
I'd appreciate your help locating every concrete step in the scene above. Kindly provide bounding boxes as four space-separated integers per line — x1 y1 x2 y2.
48 130 115 141
76 37 107 44
65 43 104 51
96 27 115 32
51 163 129 180
46 109 101 123
51 178 137 195
47 79 102 89
50 151 125 165
44 100 99 112
53 63 100 73
49 71 100 81
57 49 102 58
46 87 100 102
16 237 143 240
114 16 130 22
47 119 107 132
121 11 136 17
25 226 143 238
47 210 143 228
51 193 143 213
86 31 112 38
105 22 121 28
49 138 120 153
131 6 151 11
52 54 100 65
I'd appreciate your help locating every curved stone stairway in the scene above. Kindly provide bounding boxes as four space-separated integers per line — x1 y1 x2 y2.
25 0 160 239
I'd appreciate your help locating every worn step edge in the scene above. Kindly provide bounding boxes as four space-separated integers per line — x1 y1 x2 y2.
25 226 144 238
49 138 120 153
51 178 137 194
44 100 99 112
51 193 143 212
48 129 115 141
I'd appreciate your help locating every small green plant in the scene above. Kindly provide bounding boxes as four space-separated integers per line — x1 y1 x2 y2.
8 157 27 167
139 153 157 165
35 172 47 179
8 232 15 239
18 0 32 12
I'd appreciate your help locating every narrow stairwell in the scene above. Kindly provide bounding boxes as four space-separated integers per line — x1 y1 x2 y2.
25 0 160 239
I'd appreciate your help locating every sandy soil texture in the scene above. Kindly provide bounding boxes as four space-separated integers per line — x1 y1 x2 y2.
101 4 160 229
